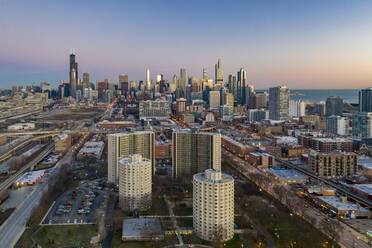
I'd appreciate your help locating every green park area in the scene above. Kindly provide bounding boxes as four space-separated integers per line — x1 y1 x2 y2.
16 225 97 248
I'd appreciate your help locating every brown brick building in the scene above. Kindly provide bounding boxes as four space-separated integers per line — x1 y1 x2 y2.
308 150 358 179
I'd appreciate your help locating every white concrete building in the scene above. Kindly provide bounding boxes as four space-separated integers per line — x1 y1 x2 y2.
7 123 35 131
219 105 234 121
107 131 155 185
119 154 152 211
139 100 171 118
247 109 269 122
193 169 234 242
326 115 350 135
289 100 306 118
209 91 220 109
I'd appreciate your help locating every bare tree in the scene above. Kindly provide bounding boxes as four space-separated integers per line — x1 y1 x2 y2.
212 224 227 248
320 218 341 247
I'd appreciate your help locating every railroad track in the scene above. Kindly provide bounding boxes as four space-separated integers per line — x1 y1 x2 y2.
0 144 54 197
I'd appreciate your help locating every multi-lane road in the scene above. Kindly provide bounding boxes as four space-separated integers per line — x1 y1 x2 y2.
0 150 73 248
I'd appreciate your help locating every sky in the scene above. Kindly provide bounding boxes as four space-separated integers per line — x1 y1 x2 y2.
0 0 372 89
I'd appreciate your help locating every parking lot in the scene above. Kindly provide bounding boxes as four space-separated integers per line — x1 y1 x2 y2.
42 179 105 225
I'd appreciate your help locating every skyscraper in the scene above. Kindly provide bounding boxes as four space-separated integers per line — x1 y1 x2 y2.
359 88 372 112
202 68 208 81
228 74 236 96
190 77 200 92
172 130 221 178
245 85 255 107
326 96 343 116
82 73 90 89
119 74 129 95
193 169 234 242
215 58 223 85
180 68 186 80
69 53 78 98
269 86 290 121
289 100 306 118
107 131 155 185
209 90 220 109
169 75 177 92
237 68 247 105
146 69 151 90
352 112 372 138
177 68 186 97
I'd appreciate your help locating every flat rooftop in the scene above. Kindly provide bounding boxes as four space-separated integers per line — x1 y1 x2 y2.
317 196 369 212
55 134 69 140
351 184 372 195
78 141 104 157
250 152 273 157
122 218 163 241
15 170 45 184
312 137 352 143
266 168 307 181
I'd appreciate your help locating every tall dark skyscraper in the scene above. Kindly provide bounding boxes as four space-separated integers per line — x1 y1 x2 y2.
237 68 247 105
359 88 372 112
228 74 236 96
119 74 129 96
326 96 343 116
69 53 78 98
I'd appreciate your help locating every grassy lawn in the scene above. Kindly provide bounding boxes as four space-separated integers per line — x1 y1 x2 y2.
225 234 258 248
183 234 256 248
33 163 54 170
15 228 34 248
34 225 97 247
140 197 169 216
235 183 338 248
16 225 97 248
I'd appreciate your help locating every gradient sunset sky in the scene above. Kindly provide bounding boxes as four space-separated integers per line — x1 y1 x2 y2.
1 0 372 89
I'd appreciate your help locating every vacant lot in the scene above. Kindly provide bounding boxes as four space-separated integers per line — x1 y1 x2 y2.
39 108 103 121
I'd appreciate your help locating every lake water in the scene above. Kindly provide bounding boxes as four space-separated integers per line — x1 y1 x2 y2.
256 89 359 104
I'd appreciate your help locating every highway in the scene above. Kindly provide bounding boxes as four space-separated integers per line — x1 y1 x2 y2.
0 136 53 163
0 144 54 197
4 129 120 136
0 129 118 163
0 150 73 248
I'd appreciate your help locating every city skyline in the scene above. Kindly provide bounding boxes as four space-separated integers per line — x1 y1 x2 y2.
1 0 372 88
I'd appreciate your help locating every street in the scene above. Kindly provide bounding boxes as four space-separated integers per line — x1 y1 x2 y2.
0 151 73 247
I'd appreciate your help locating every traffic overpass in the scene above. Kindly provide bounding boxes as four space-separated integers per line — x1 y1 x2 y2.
0 144 54 197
